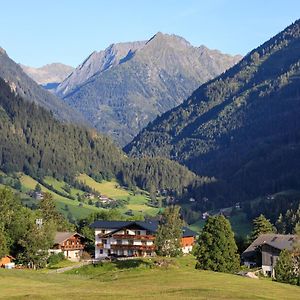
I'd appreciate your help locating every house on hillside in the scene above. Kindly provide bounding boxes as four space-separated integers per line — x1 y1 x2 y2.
242 234 297 277
0 255 14 268
49 232 86 261
90 220 197 260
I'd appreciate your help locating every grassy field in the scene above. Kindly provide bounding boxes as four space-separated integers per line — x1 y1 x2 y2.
77 174 160 216
77 174 130 198
19 175 101 219
0 256 299 299
43 176 85 198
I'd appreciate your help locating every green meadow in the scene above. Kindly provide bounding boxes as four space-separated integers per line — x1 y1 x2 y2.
0 256 299 299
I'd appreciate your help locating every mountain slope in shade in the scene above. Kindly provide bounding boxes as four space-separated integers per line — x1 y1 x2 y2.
0 47 86 125
57 33 241 145
0 75 197 194
20 63 74 85
125 20 300 205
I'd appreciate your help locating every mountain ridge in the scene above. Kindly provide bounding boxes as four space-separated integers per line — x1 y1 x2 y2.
0 48 86 125
57 32 241 145
20 63 74 88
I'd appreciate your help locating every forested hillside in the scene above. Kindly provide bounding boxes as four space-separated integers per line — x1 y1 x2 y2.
126 20 300 206
0 77 196 194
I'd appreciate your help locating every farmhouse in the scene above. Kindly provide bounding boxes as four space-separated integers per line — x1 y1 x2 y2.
90 220 197 259
49 232 85 261
242 234 297 277
0 255 14 268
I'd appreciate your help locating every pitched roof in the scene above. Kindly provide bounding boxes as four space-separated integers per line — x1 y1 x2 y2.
54 232 84 244
242 234 297 258
90 220 197 237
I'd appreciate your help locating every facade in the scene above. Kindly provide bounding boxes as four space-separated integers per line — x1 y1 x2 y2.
90 220 197 260
49 232 85 261
242 234 296 277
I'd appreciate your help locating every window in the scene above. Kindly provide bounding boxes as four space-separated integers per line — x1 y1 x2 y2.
128 240 134 245
117 240 122 245
101 229 105 234
102 239 107 244
135 230 141 235
99 249 103 254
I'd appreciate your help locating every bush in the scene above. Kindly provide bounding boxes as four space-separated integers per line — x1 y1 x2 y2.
47 252 65 265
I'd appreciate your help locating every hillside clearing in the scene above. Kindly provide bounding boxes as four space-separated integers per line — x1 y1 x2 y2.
19 174 101 219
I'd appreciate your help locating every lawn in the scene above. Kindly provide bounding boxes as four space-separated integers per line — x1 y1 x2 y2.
0 256 299 299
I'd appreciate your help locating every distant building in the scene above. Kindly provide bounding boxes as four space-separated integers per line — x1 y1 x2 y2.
202 212 210 219
242 234 297 277
90 220 197 260
28 190 44 200
0 255 14 268
49 232 86 261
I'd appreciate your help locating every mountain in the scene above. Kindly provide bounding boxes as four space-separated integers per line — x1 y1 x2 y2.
56 41 146 97
0 76 196 194
20 63 74 91
0 47 85 124
125 20 300 206
56 33 241 145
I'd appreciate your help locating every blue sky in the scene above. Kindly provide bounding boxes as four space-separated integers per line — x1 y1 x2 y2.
0 0 299 67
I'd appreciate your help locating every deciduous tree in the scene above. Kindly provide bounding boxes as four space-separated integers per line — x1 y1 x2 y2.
155 206 183 257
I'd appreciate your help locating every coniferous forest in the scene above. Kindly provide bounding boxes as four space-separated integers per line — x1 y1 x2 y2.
0 77 197 194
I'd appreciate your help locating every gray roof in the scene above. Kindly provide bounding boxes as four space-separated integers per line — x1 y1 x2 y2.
54 232 84 244
90 220 197 237
242 234 297 258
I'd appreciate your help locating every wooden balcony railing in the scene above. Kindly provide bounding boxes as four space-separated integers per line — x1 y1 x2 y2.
111 244 155 251
112 234 155 241
97 243 104 248
61 244 84 250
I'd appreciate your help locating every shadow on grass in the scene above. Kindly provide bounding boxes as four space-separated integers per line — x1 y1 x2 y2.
112 259 152 270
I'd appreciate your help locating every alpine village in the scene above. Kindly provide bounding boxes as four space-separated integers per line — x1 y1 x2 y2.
0 2 300 299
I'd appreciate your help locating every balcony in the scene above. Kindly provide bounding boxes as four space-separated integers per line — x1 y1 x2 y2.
61 244 84 250
112 234 155 241
111 244 155 251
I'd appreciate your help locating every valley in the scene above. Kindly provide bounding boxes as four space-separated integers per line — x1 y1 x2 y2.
0 5 300 298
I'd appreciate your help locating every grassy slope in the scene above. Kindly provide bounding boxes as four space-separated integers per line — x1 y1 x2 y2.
77 174 160 216
0 256 299 299
189 212 252 237
20 175 100 219
43 176 85 198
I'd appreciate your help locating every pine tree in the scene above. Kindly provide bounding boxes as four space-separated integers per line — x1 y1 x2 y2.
274 249 295 284
195 215 240 273
250 214 275 242
155 206 183 257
